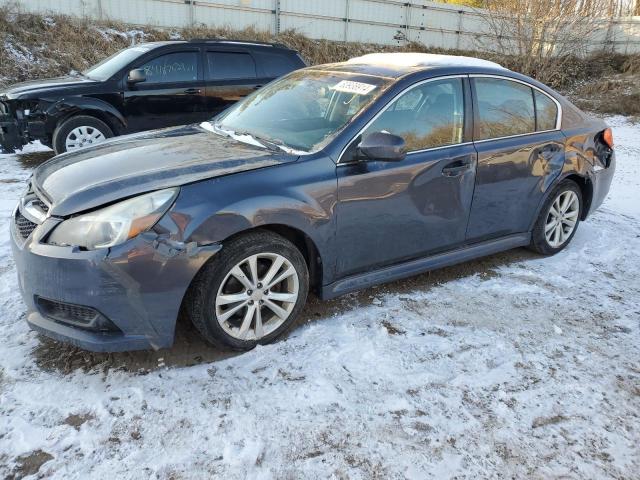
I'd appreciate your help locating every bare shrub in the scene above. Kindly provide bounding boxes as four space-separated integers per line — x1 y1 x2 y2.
477 0 614 86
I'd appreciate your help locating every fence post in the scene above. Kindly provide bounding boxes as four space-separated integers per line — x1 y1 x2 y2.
344 0 350 42
457 9 463 50
274 0 280 35
405 2 411 44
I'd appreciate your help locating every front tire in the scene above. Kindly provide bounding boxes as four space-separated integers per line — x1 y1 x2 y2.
529 179 583 255
184 231 309 350
52 115 113 154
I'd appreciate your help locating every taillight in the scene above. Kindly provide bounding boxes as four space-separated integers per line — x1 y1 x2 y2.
603 128 614 149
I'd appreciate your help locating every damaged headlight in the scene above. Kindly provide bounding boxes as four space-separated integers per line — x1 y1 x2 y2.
47 188 178 250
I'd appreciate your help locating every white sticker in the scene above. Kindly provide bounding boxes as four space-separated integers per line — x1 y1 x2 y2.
331 80 377 95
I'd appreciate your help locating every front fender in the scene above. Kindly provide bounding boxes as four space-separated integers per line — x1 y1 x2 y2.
45 96 126 132
172 157 339 284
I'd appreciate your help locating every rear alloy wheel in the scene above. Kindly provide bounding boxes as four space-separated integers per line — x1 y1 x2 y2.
185 231 309 350
52 115 114 154
530 179 583 255
544 190 580 248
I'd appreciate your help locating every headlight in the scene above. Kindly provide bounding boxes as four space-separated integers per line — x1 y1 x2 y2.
47 188 178 250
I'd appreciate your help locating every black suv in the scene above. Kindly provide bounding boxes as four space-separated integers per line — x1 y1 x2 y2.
0 39 306 154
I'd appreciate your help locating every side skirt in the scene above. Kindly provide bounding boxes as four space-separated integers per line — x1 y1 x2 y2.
321 232 531 300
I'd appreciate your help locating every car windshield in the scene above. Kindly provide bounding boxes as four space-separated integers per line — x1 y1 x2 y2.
83 46 152 81
213 69 394 153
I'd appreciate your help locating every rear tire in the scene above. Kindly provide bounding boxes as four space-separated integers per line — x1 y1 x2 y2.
529 179 583 255
184 230 309 350
52 115 113 154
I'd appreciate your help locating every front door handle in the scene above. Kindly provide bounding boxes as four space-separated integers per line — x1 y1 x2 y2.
253 85 263 90
183 88 202 95
442 158 473 177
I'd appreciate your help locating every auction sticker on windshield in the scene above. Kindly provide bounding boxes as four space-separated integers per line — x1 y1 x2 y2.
331 80 377 95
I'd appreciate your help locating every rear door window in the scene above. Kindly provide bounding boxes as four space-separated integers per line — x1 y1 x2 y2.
474 78 535 140
362 78 465 152
207 52 257 81
138 51 198 83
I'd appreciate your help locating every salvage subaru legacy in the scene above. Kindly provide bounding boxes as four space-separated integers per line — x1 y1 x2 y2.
10 53 615 352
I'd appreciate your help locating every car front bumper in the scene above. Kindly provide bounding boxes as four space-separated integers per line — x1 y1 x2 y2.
10 211 221 352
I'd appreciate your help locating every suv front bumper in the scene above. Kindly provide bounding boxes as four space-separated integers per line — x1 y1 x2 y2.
10 208 221 352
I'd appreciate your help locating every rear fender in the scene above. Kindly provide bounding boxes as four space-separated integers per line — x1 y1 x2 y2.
527 145 592 231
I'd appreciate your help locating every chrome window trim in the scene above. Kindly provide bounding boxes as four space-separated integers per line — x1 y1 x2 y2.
336 74 468 165
469 73 563 137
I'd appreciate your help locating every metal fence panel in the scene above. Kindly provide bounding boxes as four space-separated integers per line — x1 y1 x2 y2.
3 0 640 53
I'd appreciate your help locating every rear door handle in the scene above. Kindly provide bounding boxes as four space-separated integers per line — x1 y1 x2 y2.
183 88 202 95
253 85 263 90
442 158 473 177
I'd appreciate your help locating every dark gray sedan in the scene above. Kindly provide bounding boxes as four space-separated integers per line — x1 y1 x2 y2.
10 53 615 352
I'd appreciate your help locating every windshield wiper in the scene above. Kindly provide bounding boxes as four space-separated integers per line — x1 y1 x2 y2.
212 124 304 154
236 131 284 152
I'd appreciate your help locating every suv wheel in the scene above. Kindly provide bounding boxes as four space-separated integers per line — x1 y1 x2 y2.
184 231 309 350
52 115 114 154
530 179 582 255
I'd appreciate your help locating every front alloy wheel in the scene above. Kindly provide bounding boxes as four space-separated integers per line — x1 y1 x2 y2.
185 231 309 350
215 253 299 341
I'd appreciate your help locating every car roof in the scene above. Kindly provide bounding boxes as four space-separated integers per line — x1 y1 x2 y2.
310 52 509 79
134 39 294 51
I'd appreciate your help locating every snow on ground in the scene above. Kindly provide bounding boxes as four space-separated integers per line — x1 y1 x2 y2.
0 119 639 479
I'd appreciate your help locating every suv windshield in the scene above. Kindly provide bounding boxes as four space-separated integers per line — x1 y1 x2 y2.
83 46 152 81
214 69 394 153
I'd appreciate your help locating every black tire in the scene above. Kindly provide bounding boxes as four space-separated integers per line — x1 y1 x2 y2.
52 115 114 154
529 179 583 255
184 230 309 350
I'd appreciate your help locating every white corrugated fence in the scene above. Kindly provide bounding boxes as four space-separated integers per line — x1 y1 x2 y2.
3 0 640 53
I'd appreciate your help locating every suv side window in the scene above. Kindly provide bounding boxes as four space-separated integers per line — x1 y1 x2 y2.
207 52 256 81
139 52 198 83
258 51 299 78
362 78 464 152
534 90 558 131
474 78 535 140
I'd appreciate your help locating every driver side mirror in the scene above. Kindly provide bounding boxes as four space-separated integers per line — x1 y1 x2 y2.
358 131 406 162
127 68 146 84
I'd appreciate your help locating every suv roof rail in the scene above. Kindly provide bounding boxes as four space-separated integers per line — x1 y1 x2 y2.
188 39 289 49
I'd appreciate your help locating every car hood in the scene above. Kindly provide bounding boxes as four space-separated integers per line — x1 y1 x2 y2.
34 124 299 216
1 75 98 100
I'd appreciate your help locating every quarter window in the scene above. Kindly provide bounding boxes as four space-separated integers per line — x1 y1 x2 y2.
138 52 198 83
362 78 465 152
207 52 256 80
258 51 299 78
534 90 558 131
474 78 535 140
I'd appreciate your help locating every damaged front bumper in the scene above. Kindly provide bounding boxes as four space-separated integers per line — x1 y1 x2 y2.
0 112 25 153
0 100 47 152
10 207 220 351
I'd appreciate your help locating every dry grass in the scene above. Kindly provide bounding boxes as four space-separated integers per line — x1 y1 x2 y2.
0 7 639 115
